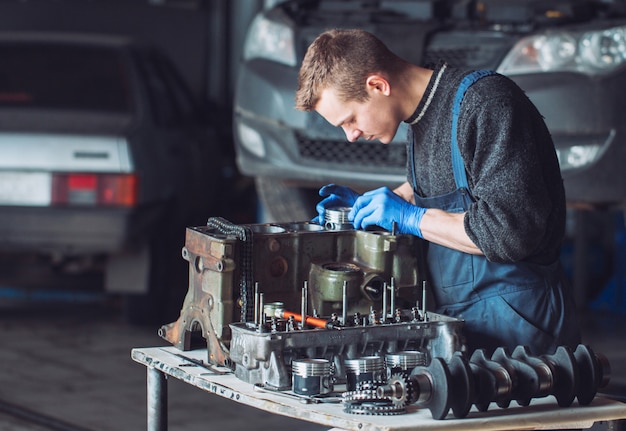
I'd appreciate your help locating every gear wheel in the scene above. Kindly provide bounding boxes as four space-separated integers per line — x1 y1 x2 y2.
381 373 416 408
343 399 407 416
342 380 408 415
376 373 419 408
354 379 385 391
342 389 379 403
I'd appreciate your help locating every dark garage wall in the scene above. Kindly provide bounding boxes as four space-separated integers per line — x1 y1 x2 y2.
0 0 263 111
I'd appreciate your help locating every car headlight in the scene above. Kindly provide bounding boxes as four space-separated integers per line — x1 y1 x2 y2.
497 25 626 76
555 130 614 172
556 144 603 171
243 13 296 67
237 121 266 158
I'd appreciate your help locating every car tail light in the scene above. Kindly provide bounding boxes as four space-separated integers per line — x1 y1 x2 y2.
51 173 137 207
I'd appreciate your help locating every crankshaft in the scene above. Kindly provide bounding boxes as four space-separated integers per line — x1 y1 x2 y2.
374 344 610 420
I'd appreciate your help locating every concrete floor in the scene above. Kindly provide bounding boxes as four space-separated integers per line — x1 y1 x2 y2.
0 300 329 431
1 286 625 430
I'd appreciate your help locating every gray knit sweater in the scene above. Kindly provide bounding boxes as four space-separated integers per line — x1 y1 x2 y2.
407 63 565 264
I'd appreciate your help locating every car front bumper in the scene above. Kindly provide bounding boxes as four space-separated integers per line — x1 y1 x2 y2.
512 70 626 205
235 58 626 206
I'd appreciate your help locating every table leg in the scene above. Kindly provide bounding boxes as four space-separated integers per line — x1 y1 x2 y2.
147 366 168 431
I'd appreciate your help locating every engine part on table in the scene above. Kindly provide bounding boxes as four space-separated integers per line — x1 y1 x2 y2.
386 351 428 376
159 217 424 366
292 358 333 396
228 308 464 390
324 207 352 230
373 344 610 420
263 301 337 329
342 388 407 416
345 356 386 391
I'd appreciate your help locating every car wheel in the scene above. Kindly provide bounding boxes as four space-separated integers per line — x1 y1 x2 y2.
255 176 319 222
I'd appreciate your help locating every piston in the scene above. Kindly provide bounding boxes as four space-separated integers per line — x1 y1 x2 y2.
344 356 386 390
292 358 333 396
324 207 353 230
386 350 428 375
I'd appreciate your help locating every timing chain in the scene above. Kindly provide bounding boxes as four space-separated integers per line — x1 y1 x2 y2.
206 217 254 322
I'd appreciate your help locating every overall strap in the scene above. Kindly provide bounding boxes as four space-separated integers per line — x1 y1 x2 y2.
451 70 496 190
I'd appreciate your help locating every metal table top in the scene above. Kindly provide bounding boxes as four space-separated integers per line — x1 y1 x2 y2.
131 346 626 431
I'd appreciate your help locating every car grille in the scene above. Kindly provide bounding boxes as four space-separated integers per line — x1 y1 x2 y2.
296 133 407 170
423 32 515 70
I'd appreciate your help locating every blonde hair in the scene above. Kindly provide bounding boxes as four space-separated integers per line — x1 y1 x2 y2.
295 29 407 111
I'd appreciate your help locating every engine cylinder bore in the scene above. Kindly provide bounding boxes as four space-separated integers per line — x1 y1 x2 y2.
284 222 325 232
345 356 386 390
324 207 353 230
309 262 363 316
292 358 333 396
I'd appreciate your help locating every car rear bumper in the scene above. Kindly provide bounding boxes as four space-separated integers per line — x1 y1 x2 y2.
0 205 161 255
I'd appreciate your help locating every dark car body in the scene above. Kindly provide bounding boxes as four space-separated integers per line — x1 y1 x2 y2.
0 32 219 316
233 0 626 221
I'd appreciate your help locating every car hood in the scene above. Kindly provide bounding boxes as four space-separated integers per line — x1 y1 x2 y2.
272 0 625 27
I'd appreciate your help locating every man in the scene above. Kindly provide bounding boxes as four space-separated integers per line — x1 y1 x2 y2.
295 28 580 355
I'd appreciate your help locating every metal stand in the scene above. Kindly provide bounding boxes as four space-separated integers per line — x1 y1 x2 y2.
147 366 167 431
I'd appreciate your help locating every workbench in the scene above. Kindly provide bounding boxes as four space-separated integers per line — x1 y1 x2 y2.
131 346 626 431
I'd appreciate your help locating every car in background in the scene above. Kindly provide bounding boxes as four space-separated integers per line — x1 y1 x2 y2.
0 32 220 323
234 0 626 222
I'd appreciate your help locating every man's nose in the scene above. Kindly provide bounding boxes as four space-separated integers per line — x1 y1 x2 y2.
343 126 362 142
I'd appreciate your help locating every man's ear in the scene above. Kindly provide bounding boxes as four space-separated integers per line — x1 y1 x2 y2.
366 74 391 96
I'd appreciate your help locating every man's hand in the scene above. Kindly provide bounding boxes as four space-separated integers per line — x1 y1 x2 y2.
349 187 426 237
314 184 361 224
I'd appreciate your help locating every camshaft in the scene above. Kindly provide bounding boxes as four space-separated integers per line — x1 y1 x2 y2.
374 344 610 420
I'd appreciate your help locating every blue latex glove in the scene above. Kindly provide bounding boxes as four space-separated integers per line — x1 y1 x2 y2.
349 187 426 237
314 184 361 225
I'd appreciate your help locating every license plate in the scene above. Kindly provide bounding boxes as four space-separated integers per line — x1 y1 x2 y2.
0 171 52 206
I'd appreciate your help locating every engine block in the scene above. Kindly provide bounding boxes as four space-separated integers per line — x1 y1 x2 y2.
159 217 465 383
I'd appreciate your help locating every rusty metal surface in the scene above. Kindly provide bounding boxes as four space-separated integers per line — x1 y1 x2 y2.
159 226 238 366
159 220 427 366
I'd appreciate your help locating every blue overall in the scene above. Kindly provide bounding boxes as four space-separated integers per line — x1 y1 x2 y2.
409 70 580 355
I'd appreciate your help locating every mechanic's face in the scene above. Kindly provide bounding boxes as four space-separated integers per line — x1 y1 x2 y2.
315 78 400 144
